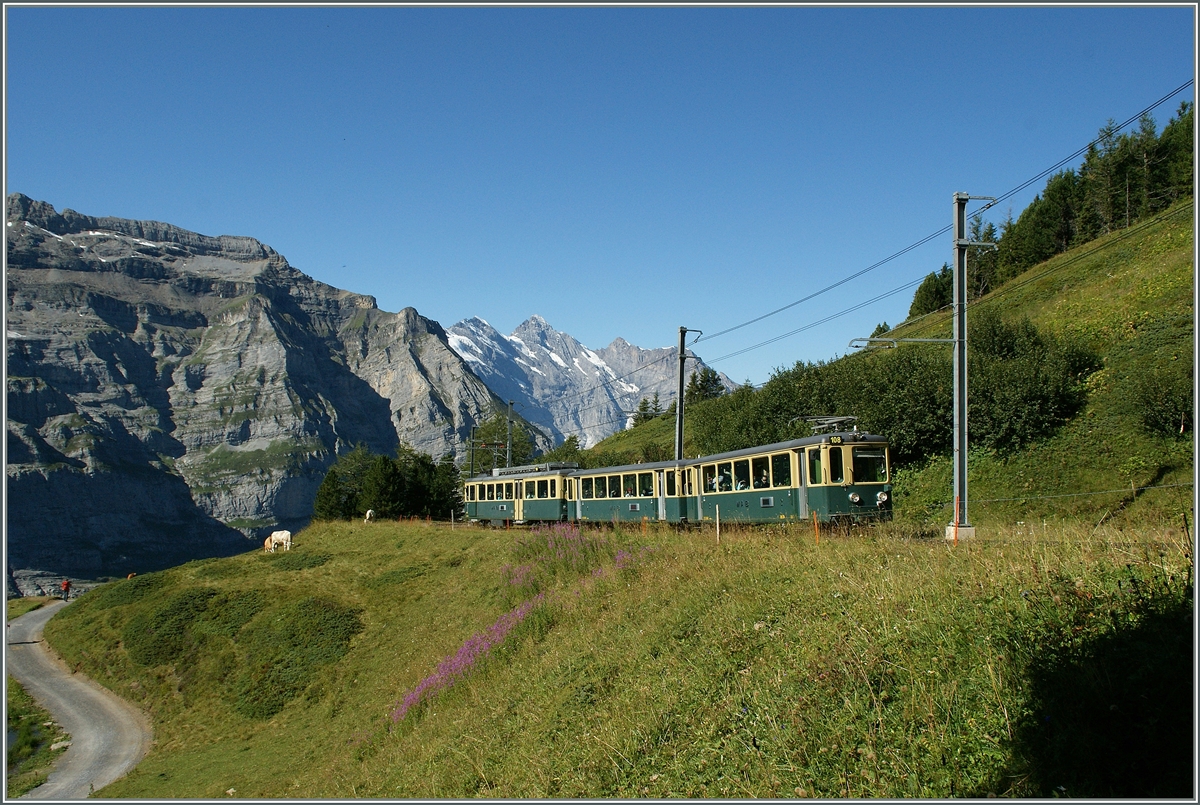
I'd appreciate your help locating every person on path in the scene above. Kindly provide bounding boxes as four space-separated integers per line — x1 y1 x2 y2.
60 578 71 601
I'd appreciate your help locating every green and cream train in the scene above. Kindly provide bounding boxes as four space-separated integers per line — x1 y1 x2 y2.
464 430 892 526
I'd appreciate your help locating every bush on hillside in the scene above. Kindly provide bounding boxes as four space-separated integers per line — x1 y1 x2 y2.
230 596 364 719
687 313 1095 464
84 572 167 610
967 310 1098 452
1126 354 1193 438
196 590 266 639
123 587 217 667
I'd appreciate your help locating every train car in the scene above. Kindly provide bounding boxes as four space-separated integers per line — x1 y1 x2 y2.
463 430 892 527
568 460 698 524
463 462 578 525
691 431 892 524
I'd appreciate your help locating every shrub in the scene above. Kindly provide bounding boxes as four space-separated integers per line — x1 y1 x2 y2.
230 596 363 719
967 311 1097 452
122 587 217 667
84 572 167 610
1128 357 1193 437
197 590 266 639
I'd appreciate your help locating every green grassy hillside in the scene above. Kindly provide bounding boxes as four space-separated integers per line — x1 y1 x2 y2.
38 201 1193 799
44 515 1191 799
888 200 1193 526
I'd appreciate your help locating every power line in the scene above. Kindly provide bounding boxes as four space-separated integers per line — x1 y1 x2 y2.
705 276 928 365
511 82 1195 444
691 79 1194 352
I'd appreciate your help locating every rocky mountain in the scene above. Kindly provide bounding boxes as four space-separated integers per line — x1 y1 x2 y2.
447 315 734 448
5 194 512 592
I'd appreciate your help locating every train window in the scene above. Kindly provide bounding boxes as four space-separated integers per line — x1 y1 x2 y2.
829 447 844 484
772 451 792 487
487 484 496 501
666 471 676 497
467 485 475 501
581 478 593 499
505 482 514 500
685 468 694 496
550 479 557 498
622 474 637 497
773 454 791 487
752 456 770 489
608 476 622 498
733 460 750 491
639 472 654 496
807 449 823 486
593 477 606 498
567 479 575 500
702 464 717 492
525 481 536 499
853 447 888 483
537 480 549 499
717 462 733 492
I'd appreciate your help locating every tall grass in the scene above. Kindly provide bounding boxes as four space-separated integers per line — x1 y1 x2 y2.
41 516 1191 799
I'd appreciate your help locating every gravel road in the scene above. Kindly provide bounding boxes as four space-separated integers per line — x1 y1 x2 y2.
7 600 152 799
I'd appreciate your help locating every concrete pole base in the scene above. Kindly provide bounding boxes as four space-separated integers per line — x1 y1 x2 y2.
946 525 976 541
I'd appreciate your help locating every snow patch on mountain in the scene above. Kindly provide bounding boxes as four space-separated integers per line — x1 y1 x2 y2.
448 315 734 449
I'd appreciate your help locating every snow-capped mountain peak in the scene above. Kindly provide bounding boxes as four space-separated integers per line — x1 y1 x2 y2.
448 315 732 448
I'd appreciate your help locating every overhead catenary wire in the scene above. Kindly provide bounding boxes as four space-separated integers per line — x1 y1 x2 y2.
889 200 1194 343
487 81 1195 442
690 78 1194 353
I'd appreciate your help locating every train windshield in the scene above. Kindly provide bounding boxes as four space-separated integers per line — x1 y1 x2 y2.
853 447 888 483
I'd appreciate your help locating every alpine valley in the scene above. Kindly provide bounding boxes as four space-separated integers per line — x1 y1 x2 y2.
4 195 727 592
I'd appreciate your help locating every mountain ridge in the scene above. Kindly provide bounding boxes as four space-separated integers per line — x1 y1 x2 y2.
5 193 508 591
448 315 734 448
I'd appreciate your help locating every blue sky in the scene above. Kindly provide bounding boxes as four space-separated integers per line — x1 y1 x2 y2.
5 5 1195 386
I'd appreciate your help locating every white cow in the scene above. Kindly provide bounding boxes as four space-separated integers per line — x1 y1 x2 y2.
264 530 292 552
364 509 375 523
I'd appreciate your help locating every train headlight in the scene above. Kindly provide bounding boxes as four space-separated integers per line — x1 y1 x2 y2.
848 492 861 504
876 491 889 504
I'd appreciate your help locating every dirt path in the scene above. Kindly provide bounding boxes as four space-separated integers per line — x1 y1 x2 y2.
7 600 152 799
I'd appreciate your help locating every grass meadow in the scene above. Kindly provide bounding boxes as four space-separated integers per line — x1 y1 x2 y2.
40 511 1193 799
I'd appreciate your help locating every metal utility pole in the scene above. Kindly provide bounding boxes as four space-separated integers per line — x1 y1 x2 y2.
951 192 973 540
506 400 513 468
849 192 992 542
948 192 994 541
674 327 702 461
675 327 687 461
469 425 476 478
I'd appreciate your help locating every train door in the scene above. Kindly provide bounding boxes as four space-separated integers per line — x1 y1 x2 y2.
794 450 809 519
656 471 667 520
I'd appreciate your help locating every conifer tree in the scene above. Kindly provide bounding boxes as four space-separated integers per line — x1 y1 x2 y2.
685 367 725 404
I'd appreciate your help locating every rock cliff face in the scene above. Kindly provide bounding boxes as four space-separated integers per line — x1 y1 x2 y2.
447 315 734 448
5 194 505 591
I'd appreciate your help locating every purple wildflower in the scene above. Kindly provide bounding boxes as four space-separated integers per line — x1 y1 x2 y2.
391 594 545 723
